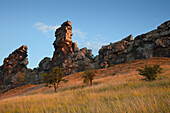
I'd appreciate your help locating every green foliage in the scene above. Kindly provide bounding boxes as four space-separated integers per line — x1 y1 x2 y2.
42 67 68 92
82 70 96 86
137 64 163 81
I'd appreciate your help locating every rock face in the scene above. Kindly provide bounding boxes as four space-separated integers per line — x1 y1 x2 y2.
52 21 79 67
0 45 28 93
24 57 51 85
62 47 96 74
99 20 170 68
51 21 96 74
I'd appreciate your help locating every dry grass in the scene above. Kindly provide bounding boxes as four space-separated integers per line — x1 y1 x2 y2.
0 57 170 113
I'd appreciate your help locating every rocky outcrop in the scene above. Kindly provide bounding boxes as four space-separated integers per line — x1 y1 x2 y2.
23 21 96 84
52 21 79 67
38 57 51 72
99 20 170 68
0 20 169 93
0 45 28 93
51 21 96 74
23 57 51 85
26 20 170 77
62 47 96 74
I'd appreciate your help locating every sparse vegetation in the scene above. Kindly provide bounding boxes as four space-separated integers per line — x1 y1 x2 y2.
0 72 169 113
42 67 68 92
0 58 169 113
82 70 96 86
137 64 163 81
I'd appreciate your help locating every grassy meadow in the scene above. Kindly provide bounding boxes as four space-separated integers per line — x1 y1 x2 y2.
0 58 170 113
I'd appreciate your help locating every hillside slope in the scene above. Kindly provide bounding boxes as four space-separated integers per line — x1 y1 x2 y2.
0 57 170 113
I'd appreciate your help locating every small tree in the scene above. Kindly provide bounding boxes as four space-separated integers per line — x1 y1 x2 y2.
137 64 163 81
82 70 96 86
42 67 68 92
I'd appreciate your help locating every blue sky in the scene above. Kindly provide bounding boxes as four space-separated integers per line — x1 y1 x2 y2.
0 0 170 69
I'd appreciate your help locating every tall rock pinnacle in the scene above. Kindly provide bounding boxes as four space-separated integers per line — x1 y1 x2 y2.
52 21 79 67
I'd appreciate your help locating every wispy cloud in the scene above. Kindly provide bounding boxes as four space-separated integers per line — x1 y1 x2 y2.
82 37 108 55
73 29 87 39
84 41 107 50
34 22 59 33
73 30 107 55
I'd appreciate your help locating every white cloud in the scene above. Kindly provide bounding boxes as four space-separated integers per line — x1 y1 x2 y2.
34 22 59 33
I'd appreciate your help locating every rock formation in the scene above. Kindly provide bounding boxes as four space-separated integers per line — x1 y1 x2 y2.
0 45 28 93
51 21 96 74
62 47 96 74
23 57 51 85
52 21 79 67
23 21 95 85
0 20 169 93
99 20 170 68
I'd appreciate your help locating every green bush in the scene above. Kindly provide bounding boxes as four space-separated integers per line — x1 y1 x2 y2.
42 67 68 92
137 64 163 81
82 70 96 86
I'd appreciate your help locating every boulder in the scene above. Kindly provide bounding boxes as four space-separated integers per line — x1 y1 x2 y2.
39 57 51 71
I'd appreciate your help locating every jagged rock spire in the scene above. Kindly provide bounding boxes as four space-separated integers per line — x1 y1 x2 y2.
52 21 79 67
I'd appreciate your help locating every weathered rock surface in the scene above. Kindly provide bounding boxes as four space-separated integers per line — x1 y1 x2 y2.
62 47 96 74
51 21 96 74
23 57 51 85
51 21 79 67
39 57 51 72
0 45 28 93
99 20 170 68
